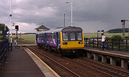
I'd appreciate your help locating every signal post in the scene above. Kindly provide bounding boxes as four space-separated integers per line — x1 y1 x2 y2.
15 25 19 45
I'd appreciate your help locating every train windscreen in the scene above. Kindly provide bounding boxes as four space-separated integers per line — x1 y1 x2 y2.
62 31 82 41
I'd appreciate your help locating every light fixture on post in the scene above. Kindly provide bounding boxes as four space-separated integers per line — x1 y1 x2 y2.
10 0 13 51
66 2 73 26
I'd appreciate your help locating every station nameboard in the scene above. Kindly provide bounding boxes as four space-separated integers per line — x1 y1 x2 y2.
97 30 104 33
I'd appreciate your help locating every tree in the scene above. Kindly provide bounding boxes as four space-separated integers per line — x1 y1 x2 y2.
0 23 9 35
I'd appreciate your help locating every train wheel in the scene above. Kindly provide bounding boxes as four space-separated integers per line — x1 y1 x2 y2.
42 45 45 50
56 49 61 54
48 46 51 52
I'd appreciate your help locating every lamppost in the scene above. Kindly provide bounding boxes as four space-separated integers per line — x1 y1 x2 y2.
64 14 65 27
10 0 12 50
66 2 73 26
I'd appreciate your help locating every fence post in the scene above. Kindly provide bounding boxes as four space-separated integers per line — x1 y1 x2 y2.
112 39 114 50
89 38 90 47
97 38 98 48
8 33 10 50
4 24 6 62
126 39 127 51
119 39 120 51
93 38 94 47
85 38 87 47
86 38 87 47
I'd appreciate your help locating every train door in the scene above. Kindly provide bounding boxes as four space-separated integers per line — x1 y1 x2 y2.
44 33 46 44
56 32 58 47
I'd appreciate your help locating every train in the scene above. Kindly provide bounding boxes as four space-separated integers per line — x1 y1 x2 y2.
36 26 84 55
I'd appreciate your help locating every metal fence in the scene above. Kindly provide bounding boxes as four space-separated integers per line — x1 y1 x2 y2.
0 39 9 69
84 38 129 51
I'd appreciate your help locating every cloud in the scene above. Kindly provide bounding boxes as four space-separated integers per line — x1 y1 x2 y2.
74 21 112 33
11 22 37 33
13 6 58 17
1 0 129 33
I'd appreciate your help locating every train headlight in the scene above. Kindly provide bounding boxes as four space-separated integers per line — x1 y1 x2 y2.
79 42 83 44
63 42 68 45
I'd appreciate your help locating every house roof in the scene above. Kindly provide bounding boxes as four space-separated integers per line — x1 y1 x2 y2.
35 25 50 31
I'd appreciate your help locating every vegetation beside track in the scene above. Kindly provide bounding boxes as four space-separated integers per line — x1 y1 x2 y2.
9 32 129 44
84 32 129 38
12 34 36 44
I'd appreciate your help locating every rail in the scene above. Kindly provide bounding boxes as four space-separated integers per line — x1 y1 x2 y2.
28 47 80 77
0 40 9 70
84 38 129 51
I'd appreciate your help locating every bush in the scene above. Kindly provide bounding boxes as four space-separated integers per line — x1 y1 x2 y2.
112 35 122 39
111 35 123 45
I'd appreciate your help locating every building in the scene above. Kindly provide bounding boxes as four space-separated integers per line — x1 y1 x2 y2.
35 24 50 32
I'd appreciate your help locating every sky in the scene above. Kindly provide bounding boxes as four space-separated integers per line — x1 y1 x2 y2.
1 0 129 33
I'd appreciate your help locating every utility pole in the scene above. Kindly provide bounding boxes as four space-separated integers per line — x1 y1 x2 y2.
66 2 73 26
10 0 12 51
121 20 129 43
121 20 126 40
64 14 65 27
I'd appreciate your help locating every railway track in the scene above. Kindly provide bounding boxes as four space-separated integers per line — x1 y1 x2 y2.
27 47 80 77
27 46 121 77
72 58 129 77
18 41 129 76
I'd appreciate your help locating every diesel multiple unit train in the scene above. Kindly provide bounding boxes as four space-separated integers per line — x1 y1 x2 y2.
36 26 84 55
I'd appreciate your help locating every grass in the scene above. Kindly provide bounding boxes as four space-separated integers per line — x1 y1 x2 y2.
84 32 128 38
4 32 129 44
12 34 36 44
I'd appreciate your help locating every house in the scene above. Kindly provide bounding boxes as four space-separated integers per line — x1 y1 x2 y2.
35 24 50 32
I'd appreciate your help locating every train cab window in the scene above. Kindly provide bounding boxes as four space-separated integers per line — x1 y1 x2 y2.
70 32 75 41
63 32 68 41
77 32 82 40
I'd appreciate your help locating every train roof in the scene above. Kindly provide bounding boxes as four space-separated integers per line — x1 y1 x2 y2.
36 26 83 34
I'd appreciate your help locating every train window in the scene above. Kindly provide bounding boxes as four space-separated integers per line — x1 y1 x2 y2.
39 34 41 38
77 32 82 40
50 33 52 39
46 33 52 39
63 32 68 41
52 33 56 39
46 34 49 38
42 34 44 38
70 32 75 41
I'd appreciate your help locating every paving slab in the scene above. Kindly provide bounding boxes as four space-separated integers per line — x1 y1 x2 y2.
0 48 45 77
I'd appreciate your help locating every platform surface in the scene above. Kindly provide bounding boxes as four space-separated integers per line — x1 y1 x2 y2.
0 48 58 77
83 47 129 59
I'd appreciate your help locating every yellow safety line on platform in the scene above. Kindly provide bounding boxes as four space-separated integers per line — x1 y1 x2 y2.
26 48 60 77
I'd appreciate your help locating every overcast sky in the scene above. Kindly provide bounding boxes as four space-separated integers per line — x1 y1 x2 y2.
1 0 129 33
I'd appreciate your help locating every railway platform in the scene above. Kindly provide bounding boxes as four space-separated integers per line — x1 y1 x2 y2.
0 47 59 77
83 47 129 69
83 47 129 59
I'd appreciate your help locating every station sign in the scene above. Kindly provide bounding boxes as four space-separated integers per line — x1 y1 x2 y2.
97 30 104 33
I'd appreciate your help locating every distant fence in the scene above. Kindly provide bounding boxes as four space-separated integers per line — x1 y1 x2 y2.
84 38 129 51
0 40 9 69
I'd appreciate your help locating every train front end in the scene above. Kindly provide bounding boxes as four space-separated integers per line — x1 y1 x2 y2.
60 26 84 50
